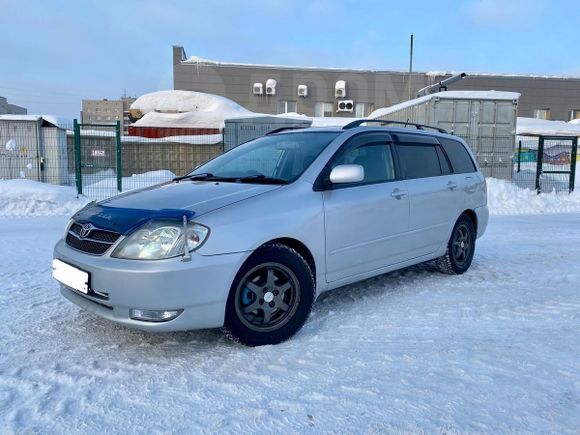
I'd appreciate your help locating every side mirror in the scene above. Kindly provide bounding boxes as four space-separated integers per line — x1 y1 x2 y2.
329 164 365 184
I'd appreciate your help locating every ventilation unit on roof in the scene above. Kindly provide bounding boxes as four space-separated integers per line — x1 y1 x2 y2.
297 84 308 97
337 100 354 112
253 83 263 95
335 80 346 98
266 79 277 96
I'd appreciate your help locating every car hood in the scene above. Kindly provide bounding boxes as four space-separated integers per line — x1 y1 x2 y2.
73 181 281 234
102 180 280 214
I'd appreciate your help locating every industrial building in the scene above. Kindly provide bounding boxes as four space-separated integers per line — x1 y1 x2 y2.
0 96 27 115
81 97 136 134
172 46 580 122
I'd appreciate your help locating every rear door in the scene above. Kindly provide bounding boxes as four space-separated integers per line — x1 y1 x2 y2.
320 133 410 283
437 136 484 209
394 133 459 257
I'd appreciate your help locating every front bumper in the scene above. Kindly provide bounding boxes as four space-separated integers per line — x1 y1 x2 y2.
53 239 250 332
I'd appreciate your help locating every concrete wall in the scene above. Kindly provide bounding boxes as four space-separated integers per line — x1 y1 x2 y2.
173 46 580 122
0 96 27 115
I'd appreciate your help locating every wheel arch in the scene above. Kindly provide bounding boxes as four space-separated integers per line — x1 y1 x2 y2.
461 209 478 231
257 237 316 284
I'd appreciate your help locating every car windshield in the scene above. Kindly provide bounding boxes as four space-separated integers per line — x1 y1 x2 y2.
187 132 340 184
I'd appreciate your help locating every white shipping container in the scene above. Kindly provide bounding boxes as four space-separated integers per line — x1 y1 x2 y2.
369 91 520 180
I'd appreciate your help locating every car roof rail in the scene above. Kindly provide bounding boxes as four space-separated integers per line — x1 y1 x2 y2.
266 126 307 135
342 119 449 134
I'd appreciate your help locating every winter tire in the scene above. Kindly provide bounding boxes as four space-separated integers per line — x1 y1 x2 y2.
436 214 476 275
224 243 315 346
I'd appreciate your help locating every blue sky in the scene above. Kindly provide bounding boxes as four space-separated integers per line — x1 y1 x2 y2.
1 0 578 118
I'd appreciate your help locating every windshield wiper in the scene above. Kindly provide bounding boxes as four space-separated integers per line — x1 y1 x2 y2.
172 172 214 182
237 174 288 185
173 173 287 184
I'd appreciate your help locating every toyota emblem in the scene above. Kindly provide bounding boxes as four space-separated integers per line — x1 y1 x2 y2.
79 223 94 238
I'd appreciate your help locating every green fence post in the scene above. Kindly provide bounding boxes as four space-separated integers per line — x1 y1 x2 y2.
570 137 578 193
116 121 122 193
74 119 82 195
535 136 544 194
517 140 522 173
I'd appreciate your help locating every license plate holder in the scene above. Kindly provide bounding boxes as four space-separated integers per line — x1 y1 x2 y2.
52 259 90 294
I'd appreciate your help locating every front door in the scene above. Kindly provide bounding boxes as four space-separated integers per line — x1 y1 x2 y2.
321 133 410 283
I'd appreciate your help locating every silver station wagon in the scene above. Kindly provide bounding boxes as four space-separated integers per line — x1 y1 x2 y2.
53 120 488 346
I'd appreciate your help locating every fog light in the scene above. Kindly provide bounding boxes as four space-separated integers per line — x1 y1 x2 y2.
130 308 183 322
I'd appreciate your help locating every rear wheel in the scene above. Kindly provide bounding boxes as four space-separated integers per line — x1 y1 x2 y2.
436 214 476 275
224 243 315 346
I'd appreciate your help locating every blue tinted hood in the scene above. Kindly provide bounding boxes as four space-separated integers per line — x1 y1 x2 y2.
74 180 280 234
73 205 194 235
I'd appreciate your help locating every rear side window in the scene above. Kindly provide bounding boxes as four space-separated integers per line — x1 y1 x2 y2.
438 137 476 174
397 144 442 179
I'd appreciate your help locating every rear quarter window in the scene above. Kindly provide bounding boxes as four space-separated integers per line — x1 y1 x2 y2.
438 137 477 174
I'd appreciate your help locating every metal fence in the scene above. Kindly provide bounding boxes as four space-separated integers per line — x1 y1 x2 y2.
0 118 223 200
1 117 577 200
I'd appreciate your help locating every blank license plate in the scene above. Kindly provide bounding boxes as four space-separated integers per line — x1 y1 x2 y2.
52 259 89 294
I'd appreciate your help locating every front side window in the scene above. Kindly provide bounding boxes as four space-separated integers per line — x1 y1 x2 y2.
332 135 396 184
191 132 339 183
397 144 443 179
438 137 476 174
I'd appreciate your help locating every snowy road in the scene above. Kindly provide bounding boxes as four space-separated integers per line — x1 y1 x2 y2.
1 214 579 433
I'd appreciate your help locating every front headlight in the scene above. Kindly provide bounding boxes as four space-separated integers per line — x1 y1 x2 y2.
112 220 209 260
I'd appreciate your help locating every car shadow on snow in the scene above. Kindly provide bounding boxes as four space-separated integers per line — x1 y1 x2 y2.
66 260 454 354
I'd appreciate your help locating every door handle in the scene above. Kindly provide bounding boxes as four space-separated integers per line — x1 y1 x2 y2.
447 181 458 190
391 189 407 199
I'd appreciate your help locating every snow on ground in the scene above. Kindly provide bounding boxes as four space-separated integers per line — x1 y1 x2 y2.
0 213 579 433
0 171 177 216
487 178 580 215
0 180 90 217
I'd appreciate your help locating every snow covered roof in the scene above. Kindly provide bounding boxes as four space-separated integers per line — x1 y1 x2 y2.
369 91 520 119
427 71 580 80
183 55 580 80
131 90 251 129
0 114 71 129
517 117 580 137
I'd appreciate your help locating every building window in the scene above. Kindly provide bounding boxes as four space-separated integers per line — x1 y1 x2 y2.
277 101 297 114
533 108 550 120
355 103 374 118
569 110 580 121
315 102 334 117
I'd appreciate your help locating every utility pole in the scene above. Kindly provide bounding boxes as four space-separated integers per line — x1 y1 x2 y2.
408 33 414 101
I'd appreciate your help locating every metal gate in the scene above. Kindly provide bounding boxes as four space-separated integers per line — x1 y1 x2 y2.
535 135 577 193
74 120 122 200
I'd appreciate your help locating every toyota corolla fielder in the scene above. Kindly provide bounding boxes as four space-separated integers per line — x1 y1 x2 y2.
53 120 488 346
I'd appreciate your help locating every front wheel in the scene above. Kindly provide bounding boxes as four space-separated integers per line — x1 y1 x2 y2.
224 243 315 346
436 214 476 275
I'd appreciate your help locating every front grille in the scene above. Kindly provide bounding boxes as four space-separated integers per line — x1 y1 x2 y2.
66 222 121 255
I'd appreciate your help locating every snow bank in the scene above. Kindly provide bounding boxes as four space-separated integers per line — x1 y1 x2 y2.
487 177 580 215
0 180 89 217
569 119 580 125
131 90 251 129
517 117 580 136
